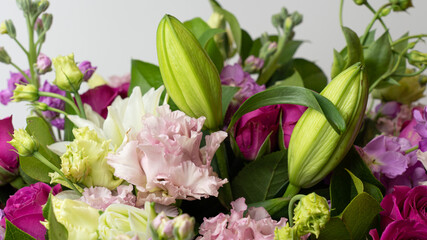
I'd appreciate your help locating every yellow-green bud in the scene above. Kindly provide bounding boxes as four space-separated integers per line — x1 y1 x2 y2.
41 13 53 31
390 0 413 11
9 129 38 156
288 63 368 188
293 193 330 238
156 15 223 130
34 101 48 111
0 21 6 34
37 0 49 13
274 224 295 240
380 7 391 17
173 214 195 240
12 84 39 102
207 11 225 29
4 20 16 38
0 47 11 64
52 53 84 91
408 50 427 68
354 0 365 5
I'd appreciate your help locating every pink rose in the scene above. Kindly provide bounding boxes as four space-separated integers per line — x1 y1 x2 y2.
380 219 427 239
0 182 61 240
0 116 18 184
380 185 427 231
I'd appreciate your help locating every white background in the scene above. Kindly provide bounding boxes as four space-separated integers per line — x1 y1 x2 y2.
1 0 427 128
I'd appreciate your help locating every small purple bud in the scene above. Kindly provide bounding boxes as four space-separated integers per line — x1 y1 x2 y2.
244 55 264 73
78 61 97 82
34 18 43 33
36 53 52 74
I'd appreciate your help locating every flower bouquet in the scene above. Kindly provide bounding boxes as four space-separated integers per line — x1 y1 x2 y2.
1 0 427 239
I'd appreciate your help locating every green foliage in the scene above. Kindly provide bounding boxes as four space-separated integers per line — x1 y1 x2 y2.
221 85 239 119
43 194 69 240
4 220 36 240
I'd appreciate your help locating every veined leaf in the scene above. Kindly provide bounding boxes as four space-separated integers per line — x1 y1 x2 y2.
5 220 36 240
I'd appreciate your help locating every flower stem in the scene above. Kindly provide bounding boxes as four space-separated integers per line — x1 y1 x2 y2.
364 2 392 43
392 34 427 47
26 15 38 88
360 3 391 46
33 151 82 195
215 142 233 209
72 90 87 119
339 0 344 28
12 37 29 56
10 62 31 82
283 183 300 199
392 65 427 77
288 194 306 227
405 145 419 154
39 91 81 116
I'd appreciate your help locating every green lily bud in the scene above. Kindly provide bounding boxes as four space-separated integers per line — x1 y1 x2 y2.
293 193 330 238
380 7 391 17
12 84 39 102
157 15 222 130
9 129 38 157
0 47 11 64
288 63 368 189
34 101 48 111
52 53 84 91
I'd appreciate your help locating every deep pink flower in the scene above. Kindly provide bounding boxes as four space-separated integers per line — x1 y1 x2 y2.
80 82 129 118
198 197 287 240
107 105 227 205
0 182 61 240
380 219 427 239
234 104 306 160
0 116 18 183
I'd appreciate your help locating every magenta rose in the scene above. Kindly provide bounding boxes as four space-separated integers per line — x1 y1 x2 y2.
0 115 18 184
234 104 306 160
0 182 61 240
380 219 427 239
380 185 427 231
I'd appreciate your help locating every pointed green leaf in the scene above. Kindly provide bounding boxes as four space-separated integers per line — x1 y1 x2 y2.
277 40 303 65
254 131 274 161
240 29 253 61
198 28 225 48
345 169 364 195
273 70 305 88
292 58 327 92
342 27 364 68
364 32 393 87
232 150 288 203
331 49 346 78
221 85 239 118
227 86 346 135
318 217 351 240
5 220 36 240
129 59 163 93
63 92 76 141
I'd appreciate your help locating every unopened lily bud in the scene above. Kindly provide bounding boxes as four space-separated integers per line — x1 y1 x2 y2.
293 193 330 238
52 53 84 91
408 50 427 68
41 13 53 31
157 15 223 130
0 21 6 34
4 20 16 38
390 0 413 11
0 47 11 64
12 84 39 102
288 63 368 189
36 53 52 74
9 129 38 157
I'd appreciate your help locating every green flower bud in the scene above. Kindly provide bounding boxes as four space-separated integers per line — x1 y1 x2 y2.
0 47 11 64
354 0 365 5
37 0 49 13
9 129 38 157
4 20 16 38
52 53 83 91
288 63 368 188
41 13 53 31
151 212 195 240
12 84 39 102
157 15 223 130
274 224 296 240
408 50 427 68
293 193 330 238
34 101 48 111
390 0 413 11
380 7 391 17
0 21 6 34
372 69 426 104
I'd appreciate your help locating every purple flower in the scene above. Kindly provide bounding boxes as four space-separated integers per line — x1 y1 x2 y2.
0 116 18 184
375 101 401 118
51 118 65 130
0 71 29 105
78 61 97 81
244 55 264 73
39 80 65 119
413 106 427 151
0 182 61 240
36 53 52 74
81 82 129 118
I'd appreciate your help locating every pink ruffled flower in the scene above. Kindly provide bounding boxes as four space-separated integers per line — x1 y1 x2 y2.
79 185 136 211
107 105 228 205
198 198 287 240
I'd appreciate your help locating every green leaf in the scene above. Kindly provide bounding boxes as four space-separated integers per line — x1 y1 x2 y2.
364 32 393 87
227 86 346 135
232 150 288 203
361 30 376 47
342 27 364 68
292 58 327 92
341 193 382 240
345 169 364 195
331 49 346 79
5 220 36 240
198 28 225 48
44 194 69 240
20 117 60 183
129 59 163 93
221 85 239 118
318 217 351 240
254 131 274 161
210 0 242 54
248 197 290 217
63 92 76 141
273 70 305 88
240 29 253 61
363 182 383 203
277 40 303 65
330 167 354 216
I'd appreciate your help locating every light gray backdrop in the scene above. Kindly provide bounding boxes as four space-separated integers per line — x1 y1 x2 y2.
1 0 426 127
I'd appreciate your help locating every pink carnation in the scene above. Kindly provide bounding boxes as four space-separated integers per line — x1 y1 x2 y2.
198 198 287 240
107 105 228 205
79 185 136 211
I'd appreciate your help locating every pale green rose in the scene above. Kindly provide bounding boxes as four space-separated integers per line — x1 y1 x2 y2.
98 203 153 240
51 127 122 189
52 53 83 91
293 193 330 238
50 196 100 240
9 129 38 156
12 84 39 102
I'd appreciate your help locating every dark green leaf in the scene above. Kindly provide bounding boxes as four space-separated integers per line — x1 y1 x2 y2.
345 169 364 195
210 0 242 54
341 193 382 240
254 131 274 161
221 85 239 118
198 28 225 48
361 30 376 47
292 58 327 92
273 70 305 88
330 167 354 216
129 59 163 94
318 217 351 240
232 150 288 203
331 49 346 79
240 29 253 61
20 117 60 183
227 86 345 134
364 32 393 87
363 182 383 203
5 220 36 240
63 92 76 141
247 197 290 217
277 40 303 65
342 27 364 68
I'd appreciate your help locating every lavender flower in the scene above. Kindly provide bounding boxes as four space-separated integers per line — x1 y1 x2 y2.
38 80 66 129
0 71 29 105
36 53 52 74
79 61 97 81
414 106 427 151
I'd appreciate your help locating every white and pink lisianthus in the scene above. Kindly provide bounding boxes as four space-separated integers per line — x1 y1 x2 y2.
107 105 228 205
